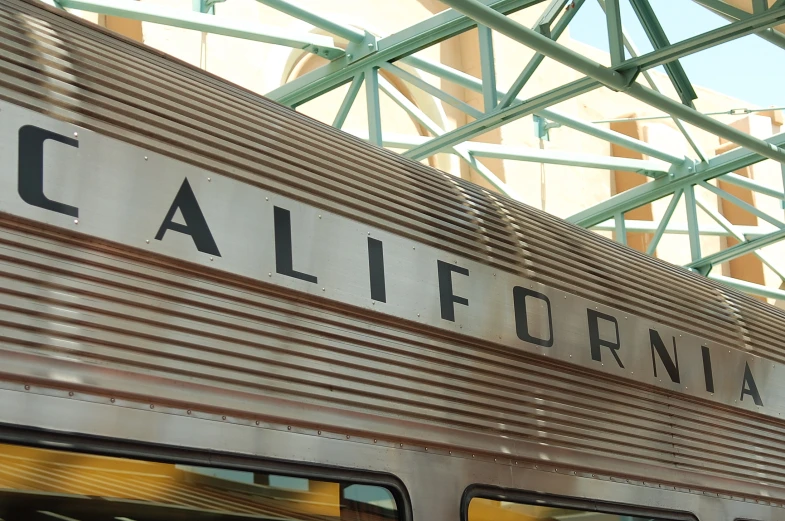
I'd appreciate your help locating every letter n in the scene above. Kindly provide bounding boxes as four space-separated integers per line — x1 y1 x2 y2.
650 329 680 383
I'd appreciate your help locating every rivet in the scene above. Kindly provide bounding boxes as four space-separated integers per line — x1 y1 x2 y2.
24 385 29 390
412 247 415 250
318 215 322 219
68 392 74 397
472 455 475 458
494 458 497 462
372 302 375 305
256 420 260 425
367 43 373 49
373 439 377 443
346 435 350 439
449 451 452 454
592 474 596 477
73 132 78 137
110 398 115 403
150 404 154 409
601 363 604 366
425 447 428 451
265 197 269 201
268 273 272 277
222 415 227 420
210 257 214 261
535 465 538 469
417 313 420 317
207 177 211 182
318 430 321 434
555 468 558 472
322 287 325 291
187 410 192 415
400 443 403 448
515 461 518 465
144 156 148 161
145 239 150 244
287 426 291 430
564 295 567 299
347 53 353 59
73 219 78 224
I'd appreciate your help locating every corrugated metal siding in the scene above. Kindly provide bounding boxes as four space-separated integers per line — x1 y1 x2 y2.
2 218 785 494
0 0 784 499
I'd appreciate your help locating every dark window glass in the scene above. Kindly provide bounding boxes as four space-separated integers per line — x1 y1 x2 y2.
0 442 399 521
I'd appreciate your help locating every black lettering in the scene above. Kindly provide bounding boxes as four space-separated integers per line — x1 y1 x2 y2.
649 329 680 383
274 206 317 283
18 125 79 217
513 287 553 347
701 345 714 393
587 309 624 368
437 260 468 322
155 178 220 256
367 237 386 302
740 362 763 406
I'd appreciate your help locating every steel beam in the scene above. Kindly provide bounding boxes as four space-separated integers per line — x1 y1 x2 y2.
629 0 697 108
645 189 682 255
605 0 625 65
377 77 522 199
332 73 364 129
692 0 785 50
693 229 785 271
710 274 785 301
402 77 601 160
365 67 383 146
401 55 685 164
265 0 546 106
381 63 484 119
57 0 345 58
440 0 785 166
467 142 669 174
478 25 498 111
255 0 365 43
567 132 785 227
498 0 585 110
618 6 785 72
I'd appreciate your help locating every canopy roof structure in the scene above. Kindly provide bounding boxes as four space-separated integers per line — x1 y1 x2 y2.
43 0 785 302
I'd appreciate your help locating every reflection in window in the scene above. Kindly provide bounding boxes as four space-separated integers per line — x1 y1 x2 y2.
469 497 679 521
0 442 399 521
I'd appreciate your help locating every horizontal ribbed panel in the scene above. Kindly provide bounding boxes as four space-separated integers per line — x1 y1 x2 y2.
0 0 785 500
1 218 785 495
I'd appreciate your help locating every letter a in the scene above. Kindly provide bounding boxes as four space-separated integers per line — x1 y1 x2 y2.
739 362 763 406
155 178 221 256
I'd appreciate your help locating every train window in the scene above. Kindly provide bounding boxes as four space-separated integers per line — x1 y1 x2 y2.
464 487 696 521
0 441 401 521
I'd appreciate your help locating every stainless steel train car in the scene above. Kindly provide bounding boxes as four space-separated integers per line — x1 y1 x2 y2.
0 1 784 520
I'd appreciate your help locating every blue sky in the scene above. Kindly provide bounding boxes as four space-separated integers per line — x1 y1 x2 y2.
569 1 785 107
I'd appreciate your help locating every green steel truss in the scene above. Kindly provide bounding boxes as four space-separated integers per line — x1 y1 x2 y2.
50 0 785 302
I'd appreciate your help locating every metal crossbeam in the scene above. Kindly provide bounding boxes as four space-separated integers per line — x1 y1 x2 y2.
265 0 545 106
402 77 601 160
629 0 698 107
439 0 785 166
568 132 785 227
692 0 785 50
255 0 366 43
56 0 345 57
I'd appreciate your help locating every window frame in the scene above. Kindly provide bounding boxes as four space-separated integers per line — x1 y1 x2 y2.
461 484 698 521
0 422 413 521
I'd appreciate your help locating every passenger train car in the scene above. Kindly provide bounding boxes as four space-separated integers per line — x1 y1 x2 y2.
0 1 783 520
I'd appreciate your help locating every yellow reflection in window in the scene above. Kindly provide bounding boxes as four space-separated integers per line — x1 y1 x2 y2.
0 442 398 520
468 497 668 521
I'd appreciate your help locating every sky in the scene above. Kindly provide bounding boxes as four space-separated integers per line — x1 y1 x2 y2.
569 0 785 108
